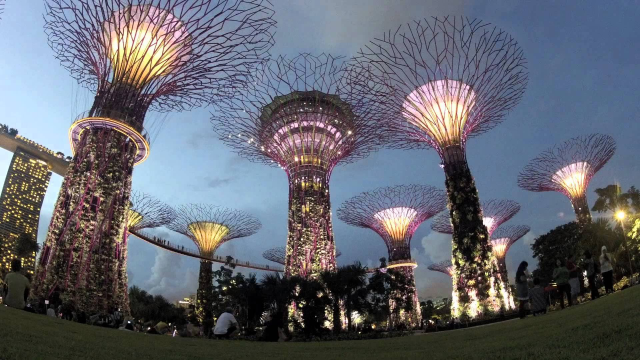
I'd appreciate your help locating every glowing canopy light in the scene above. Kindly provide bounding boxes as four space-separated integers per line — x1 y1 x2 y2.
402 80 476 148
551 162 591 199
374 207 418 242
490 224 530 260
491 238 509 258
127 209 144 229
104 5 190 88
482 217 495 234
427 260 455 277
188 221 230 256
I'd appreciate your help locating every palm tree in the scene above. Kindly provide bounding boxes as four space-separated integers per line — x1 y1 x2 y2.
320 269 346 333
342 263 368 331
260 273 294 326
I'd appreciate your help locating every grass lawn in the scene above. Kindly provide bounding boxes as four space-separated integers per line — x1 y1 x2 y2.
2 287 640 360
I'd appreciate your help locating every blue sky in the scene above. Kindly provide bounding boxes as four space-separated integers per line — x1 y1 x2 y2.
0 1 639 301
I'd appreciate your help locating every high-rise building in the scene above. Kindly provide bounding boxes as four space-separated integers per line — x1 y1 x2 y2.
0 149 52 274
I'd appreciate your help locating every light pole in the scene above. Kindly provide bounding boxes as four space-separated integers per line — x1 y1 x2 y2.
615 210 635 283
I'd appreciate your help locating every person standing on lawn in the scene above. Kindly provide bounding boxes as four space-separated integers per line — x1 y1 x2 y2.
515 261 530 319
584 250 599 300
3 259 30 310
600 246 614 294
553 259 572 308
566 256 580 303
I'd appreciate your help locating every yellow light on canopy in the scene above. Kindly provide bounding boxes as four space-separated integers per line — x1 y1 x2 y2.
402 80 476 148
491 238 509 258
127 209 143 229
374 207 418 242
104 5 190 88
552 162 591 199
188 221 230 256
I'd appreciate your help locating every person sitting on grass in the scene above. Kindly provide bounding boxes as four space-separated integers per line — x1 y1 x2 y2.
3 259 30 310
529 278 548 316
214 307 239 339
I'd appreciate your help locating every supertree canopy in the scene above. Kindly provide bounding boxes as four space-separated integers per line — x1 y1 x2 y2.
518 134 616 224
169 204 261 323
428 260 454 277
431 199 521 237
337 184 447 326
352 16 528 318
211 53 388 278
263 246 341 266
34 0 275 315
491 225 530 273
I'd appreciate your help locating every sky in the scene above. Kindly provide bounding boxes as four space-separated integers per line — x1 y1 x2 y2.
1 1 639 302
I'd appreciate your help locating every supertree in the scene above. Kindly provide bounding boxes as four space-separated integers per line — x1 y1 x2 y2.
518 134 616 224
431 199 521 237
337 184 447 327
34 0 275 315
109 191 175 314
169 204 261 324
211 53 388 278
352 17 528 318
490 224 530 308
428 260 454 277
263 246 341 266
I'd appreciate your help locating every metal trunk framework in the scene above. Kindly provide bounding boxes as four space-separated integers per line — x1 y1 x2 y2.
34 0 275 315
518 134 616 225
263 246 341 266
212 54 388 278
337 184 447 327
353 17 529 318
168 204 261 323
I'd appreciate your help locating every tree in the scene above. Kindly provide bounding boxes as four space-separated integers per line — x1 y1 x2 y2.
128 286 186 325
321 262 369 333
289 276 329 337
421 300 435 320
15 232 39 259
592 185 640 215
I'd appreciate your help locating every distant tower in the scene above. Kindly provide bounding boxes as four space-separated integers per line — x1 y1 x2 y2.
518 134 616 224
353 17 528 318
0 149 51 274
169 204 260 324
112 192 175 314
212 54 387 278
338 184 447 327
431 199 521 237
263 246 341 266
35 0 274 314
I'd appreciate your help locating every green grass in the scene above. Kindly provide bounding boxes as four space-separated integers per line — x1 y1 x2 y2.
2 287 640 360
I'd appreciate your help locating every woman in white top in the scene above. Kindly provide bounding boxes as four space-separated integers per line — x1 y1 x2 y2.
600 246 614 294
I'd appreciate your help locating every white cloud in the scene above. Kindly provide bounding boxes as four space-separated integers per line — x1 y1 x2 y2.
145 249 198 302
420 232 452 263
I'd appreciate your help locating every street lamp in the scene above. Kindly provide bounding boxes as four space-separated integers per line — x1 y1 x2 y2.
615 210 635 283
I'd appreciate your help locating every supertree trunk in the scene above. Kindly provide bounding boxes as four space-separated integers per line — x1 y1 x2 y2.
285 173 337 278
196 260 214 324
34 128 134 315
113 229 131 315
572 195 591 225
391 266 421 328
442 146 505 318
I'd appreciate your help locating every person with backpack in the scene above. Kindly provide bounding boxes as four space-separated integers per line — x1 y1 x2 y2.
600 246 614 294
584 250 599 300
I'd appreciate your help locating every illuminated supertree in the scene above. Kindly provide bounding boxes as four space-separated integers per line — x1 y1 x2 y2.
110 191 175 314
518 134 616 224
263 246 341 266
169 204 261 323
211 53 388 278
353 17 528 318
337 184 447 326
491 225 530 279
431 199 521 237
34 0 275 315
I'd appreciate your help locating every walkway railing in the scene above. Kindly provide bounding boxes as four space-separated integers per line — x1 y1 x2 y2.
129 230 284 273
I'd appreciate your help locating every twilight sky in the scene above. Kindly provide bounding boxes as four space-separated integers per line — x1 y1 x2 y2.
0 1 639 302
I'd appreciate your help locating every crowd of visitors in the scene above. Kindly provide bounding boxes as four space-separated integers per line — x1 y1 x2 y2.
515 245 633 319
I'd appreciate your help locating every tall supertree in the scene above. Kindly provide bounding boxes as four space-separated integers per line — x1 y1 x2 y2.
263 246 341 266
353 17 528 318
337 184 447 326
431 199 521 237
110 191 175 314
211 53 388 278
518 134 616 224
34 0 275 314
169 204 261 323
